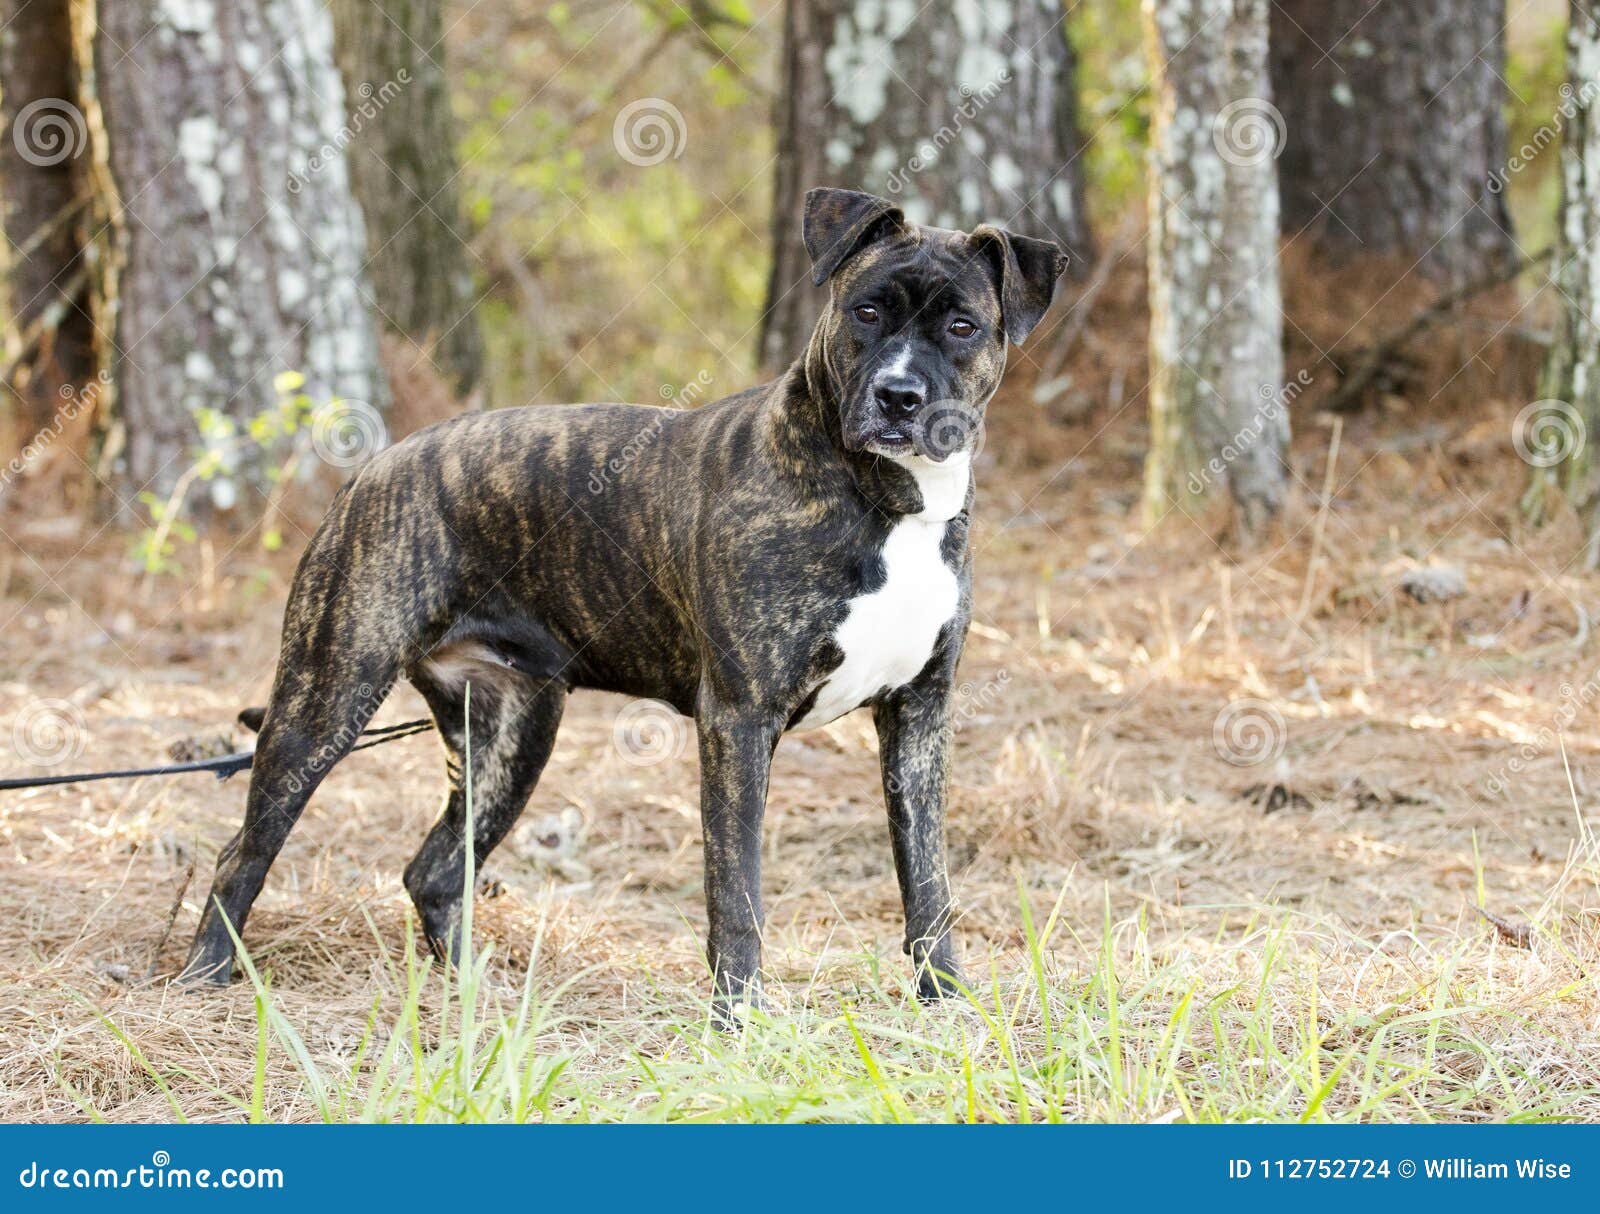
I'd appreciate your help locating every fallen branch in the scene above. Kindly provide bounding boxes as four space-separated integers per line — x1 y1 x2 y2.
1036 219 1139 384
8 192 90 263
1322 247 1551 413
1475 904 1534 949
144 856 196 980
0 264 89 387
569 24 681 127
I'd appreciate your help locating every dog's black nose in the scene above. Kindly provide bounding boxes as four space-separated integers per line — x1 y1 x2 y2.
874 376 926 418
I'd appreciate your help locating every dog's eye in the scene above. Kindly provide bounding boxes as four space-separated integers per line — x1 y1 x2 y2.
852 304 879 324
947 318 977 339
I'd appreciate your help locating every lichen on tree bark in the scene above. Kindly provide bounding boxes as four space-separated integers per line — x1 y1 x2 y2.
1142 0 1287 537
1269 0 1514 283
96 0 387 501
1531 1 1600 562
759 0 1093 371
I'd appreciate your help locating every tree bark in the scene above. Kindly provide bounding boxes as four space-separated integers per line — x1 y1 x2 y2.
330 0 483 402
1142 0 1287 536
1269 0 1514 282
1532 1 1600 561
95 0 387 500
759 0 1093 372
0 0 95 434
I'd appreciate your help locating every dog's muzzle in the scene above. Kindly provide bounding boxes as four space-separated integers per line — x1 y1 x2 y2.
849 360 931 455
853 386 981 465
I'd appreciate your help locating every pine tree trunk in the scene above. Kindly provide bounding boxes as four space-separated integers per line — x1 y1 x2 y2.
0 0 95 433
1270 0 1513 282
330 0 483 402
759 0 1093 372
95 0 387 501
1535 1 1600 562
1143 0 1287 537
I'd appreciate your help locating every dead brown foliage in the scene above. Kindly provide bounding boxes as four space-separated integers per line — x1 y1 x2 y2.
2 260 1598 1120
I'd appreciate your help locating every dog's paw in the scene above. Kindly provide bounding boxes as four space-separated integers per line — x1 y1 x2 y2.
173 960 234 990
914 965 968 1004
711 981 769 1031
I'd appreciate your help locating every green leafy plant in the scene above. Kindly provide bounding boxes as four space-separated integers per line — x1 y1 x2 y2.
130 371 350 575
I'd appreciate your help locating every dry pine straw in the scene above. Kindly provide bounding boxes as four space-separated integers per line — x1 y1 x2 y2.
2 369 1600 1120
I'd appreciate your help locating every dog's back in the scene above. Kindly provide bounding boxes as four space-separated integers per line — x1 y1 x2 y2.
298 399 753 705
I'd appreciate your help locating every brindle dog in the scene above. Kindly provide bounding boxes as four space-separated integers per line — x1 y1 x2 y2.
179 187 1066 1015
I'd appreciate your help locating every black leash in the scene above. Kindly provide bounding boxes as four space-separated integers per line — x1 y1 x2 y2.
0 716 436 793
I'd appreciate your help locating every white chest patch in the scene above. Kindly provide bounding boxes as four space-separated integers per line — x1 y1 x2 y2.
793 452 968 730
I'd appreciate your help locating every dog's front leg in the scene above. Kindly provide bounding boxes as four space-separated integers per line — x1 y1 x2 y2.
696 695 781 1020
875 683 965 1001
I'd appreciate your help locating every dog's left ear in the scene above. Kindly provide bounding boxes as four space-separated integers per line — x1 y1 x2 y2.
804 187 907 286
971 225 1069 345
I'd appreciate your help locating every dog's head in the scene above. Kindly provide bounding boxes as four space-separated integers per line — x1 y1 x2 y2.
801 186 1067 465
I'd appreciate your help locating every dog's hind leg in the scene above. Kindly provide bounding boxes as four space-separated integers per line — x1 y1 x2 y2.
178 640 399 986
403 666 567 963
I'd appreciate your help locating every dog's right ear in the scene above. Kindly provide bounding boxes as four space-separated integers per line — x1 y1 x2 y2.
803 187 906 286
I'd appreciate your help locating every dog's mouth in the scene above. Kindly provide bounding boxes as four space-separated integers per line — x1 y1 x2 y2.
844 399 979 463
858 429 974 463
842 422 912 457
866 428 914 453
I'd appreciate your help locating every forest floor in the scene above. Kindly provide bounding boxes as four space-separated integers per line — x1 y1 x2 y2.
2 263 1598 1121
